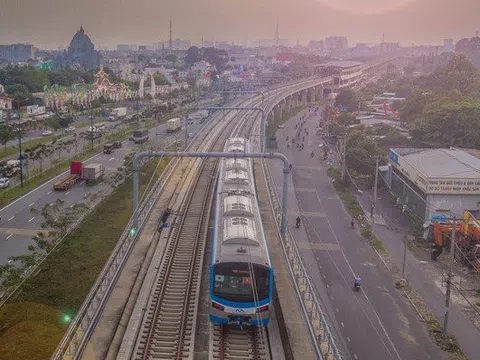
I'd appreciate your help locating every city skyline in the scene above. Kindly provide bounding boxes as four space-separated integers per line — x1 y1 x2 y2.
0 0 478 49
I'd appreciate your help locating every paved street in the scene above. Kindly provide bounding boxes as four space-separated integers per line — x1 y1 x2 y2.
268 108 445 360
356 188 480 360
0 119 202 265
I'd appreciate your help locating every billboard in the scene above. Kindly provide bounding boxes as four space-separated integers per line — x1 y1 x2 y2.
27 105 46 115
392 152 480 195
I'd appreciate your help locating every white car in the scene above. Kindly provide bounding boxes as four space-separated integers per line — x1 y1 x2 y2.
65 126 76 133
42 130 53 136
0 178 9 188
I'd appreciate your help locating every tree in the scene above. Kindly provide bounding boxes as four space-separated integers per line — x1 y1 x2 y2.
152 73 170 86
186 74 197 88
403 64 416 76
185 46 200 66
337 113 357 126
45 118 61 131
0 124 16 152
4 84 31 103
165 54 177 63
334 89 359 112
58 116 74 129
201 47 229 72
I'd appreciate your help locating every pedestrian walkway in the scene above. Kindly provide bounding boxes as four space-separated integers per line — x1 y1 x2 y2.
357 189 480 360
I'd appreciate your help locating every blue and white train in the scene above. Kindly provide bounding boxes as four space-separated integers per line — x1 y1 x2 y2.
209 137 273 327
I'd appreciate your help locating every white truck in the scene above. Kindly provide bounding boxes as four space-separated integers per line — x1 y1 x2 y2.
83 163 105 183
109 107 127 121
167 118 181 133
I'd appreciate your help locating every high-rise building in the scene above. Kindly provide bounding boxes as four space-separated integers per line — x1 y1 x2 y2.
308 40 324 53
56 27 101 70
0 44 36 62
117 44 131 52
443 39 455 52
379 42 401 54
325 36 348 52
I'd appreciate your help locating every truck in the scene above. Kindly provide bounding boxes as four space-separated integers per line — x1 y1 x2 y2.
133 129 149 144
103 144 114 154
53 161 105 190
108 107 127 121
167 118 181 133
82 163 105 183
0 160 20 178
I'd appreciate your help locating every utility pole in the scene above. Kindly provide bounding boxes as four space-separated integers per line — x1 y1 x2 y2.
16 100 24 187
169 17 173 52
402 235 407 277
443 216 456 334
339 135 347 182
373 156 379 209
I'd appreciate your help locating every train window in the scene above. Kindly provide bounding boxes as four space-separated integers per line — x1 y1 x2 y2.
213 262 270 302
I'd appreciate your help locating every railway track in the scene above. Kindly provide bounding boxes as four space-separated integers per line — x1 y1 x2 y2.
135 156 217 359
125 102 254 359
211 324 271 360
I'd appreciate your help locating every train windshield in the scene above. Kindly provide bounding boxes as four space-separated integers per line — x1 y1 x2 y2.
213 262 270 303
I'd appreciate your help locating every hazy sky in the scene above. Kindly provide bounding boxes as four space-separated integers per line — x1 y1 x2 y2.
0 0 479 49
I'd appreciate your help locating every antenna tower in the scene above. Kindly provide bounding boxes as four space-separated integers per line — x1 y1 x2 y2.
275 22 279 47
169 17 173 51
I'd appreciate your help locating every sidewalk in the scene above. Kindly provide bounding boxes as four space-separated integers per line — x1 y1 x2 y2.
357 188 480 360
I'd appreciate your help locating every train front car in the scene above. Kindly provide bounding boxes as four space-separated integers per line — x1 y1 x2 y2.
210 138 273 327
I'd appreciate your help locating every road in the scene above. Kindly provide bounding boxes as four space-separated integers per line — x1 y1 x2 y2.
270 107 446 360
0 118 203 264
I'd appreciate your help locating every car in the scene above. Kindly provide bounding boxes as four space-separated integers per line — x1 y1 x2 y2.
0 177 9 188
65 126 76 133
112 141 122 149
42 130 53 136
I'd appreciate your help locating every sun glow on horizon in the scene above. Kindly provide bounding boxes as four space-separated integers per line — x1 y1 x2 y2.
317 0 416 14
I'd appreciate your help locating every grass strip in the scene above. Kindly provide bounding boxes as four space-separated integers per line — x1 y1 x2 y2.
0 135 69 161
327 167 386 253
0 157 170 360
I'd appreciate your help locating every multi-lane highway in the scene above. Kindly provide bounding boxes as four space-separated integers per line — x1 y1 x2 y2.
0 119 202 264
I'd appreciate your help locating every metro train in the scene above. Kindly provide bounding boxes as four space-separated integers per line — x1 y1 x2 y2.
209 137 273 327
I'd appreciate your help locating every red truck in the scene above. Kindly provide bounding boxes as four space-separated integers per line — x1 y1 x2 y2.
53 162 83 191
53 161 105 191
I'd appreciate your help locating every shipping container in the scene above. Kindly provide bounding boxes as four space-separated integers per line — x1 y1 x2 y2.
167 118 181 133
83 163 105 182
70 161 83 175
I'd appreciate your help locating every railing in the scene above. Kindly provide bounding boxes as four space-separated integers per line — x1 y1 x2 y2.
51 153 180 359
262 159 344 360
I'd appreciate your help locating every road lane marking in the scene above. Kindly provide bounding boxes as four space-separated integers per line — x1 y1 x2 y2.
341 322 344 327
109 157 115 161
0 152 102 212
29 202 35 207
353 355 358 359
65 191 70 195
347 337 351 342
8 216 14 221
6 234 12 240
48 191 52 194
336 308 339 313
70 204 75 208
306 183 403 360
297 243 341 251
28 217 35 223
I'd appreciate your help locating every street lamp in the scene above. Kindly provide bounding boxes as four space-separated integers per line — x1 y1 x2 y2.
14 99 24 187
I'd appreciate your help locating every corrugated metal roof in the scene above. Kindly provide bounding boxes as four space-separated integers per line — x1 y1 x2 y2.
393 148 480 178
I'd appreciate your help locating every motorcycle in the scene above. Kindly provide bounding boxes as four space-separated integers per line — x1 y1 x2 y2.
354 282 361 291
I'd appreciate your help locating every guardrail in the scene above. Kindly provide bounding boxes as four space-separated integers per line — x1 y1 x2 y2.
51 151 180 359
262 159 344 360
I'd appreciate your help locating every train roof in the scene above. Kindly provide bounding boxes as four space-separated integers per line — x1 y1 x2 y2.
213 137 271 267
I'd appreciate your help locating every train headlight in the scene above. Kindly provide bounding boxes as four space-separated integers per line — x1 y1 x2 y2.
212 302 224 311
256 305 269 313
